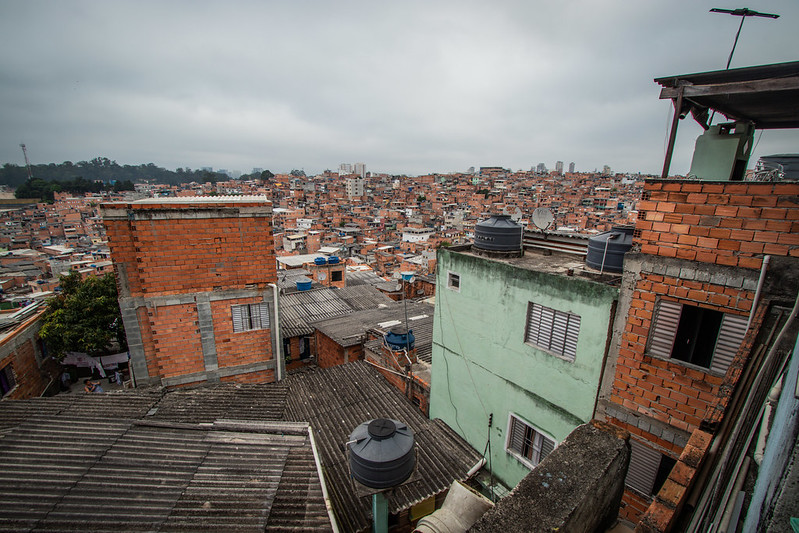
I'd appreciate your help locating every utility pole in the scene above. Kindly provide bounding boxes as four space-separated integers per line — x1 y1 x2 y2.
19 143 33 180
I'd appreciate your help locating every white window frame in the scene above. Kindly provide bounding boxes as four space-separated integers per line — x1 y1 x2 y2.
524 302 580 362
447 271 461 292
232 302 270 333
647 299 748 375
505 413 556 469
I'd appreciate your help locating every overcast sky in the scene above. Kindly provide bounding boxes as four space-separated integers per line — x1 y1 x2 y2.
1 1 797 177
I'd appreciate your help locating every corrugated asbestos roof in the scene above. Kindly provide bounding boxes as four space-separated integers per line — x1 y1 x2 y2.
0 363 479 533
345 270 385 287
363 312 434 364
283 362 483 533
0 390 331 532
312 300 434 347
334 285 395 311
280 288 354 338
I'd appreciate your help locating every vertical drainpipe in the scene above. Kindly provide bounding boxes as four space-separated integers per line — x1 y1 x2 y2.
269 283 284 382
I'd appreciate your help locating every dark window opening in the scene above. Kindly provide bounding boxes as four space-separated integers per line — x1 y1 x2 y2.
653 455 677 496
331 270 343 282
671 305 723 368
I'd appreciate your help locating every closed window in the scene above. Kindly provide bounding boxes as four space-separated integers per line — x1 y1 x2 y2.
447 271 460 292
1 364 16 397
626 439 676 497
506 414 556 468
232 303 270 333
525 302 580 361
648 299 747 374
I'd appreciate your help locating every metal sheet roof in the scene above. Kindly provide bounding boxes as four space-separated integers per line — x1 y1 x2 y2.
335 285 395 311
655 61 799 129
280 288 354 338
312 301 433 347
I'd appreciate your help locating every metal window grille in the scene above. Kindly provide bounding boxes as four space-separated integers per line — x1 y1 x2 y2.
525 302 580 361
232 303 270 333
507 414 556 467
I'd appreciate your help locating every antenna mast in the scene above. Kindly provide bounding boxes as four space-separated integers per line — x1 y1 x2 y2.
19 143 33 180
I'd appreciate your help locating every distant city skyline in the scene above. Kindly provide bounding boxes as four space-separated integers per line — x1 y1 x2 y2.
1 1 797 177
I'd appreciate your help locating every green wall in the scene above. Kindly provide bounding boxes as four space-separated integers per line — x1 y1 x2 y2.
430 248 619 488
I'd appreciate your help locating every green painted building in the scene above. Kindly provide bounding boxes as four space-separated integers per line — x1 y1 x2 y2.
430 244 621 491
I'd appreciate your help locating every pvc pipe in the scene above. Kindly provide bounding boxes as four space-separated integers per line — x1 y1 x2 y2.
269 283 284 382
754 375 784 466
717 456 750 532
748 255 770 329
466 457 486 478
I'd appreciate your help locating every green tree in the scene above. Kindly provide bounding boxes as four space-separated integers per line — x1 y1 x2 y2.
260 170 274 180
39 272 126 358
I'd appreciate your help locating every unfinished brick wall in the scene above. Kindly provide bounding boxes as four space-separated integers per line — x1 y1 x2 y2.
636 181 799 268
604 179 799 525
0 312 47 400
102 198 279 387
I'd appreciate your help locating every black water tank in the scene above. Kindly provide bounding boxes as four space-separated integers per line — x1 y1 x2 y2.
349 418 415 489
585 226 634 273
473 214 523 252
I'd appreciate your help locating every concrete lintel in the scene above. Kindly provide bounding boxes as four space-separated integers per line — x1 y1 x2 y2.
160 360 275 387
123 288 264 308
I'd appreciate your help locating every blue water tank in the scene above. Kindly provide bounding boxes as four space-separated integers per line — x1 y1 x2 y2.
349 418 416 489
385 327 415 351
314 257 327 265
296 277 313 291
328 256 340 264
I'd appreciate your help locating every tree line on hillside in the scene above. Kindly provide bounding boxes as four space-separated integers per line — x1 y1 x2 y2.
14 177 136 202
0 157 227 189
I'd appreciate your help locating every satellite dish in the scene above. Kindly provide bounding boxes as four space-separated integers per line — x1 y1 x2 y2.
318 272 327 281
532 207 554 231
394 283 403 292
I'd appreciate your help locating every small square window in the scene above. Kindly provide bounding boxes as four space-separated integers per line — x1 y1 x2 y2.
506 414 555 468
232 303 270 333
447 271 460 291
331 270 343 282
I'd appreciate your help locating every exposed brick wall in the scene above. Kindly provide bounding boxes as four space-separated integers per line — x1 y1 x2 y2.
149 304 205 379
103 201 276 298
0 312 47 400
102 199 278 387
315 330 363 368
211 298 273 369
636 430 713 533
636 181 799 268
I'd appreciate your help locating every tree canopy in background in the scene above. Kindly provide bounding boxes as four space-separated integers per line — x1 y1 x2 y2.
1 157 227 189
38 272 127 358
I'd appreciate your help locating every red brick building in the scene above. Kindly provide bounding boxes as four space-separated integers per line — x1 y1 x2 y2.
102 197 283 387
598 179 799 524
0 304 49 399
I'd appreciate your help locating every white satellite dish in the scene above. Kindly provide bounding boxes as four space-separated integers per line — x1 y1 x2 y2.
318 272 327 281
532 207 554 231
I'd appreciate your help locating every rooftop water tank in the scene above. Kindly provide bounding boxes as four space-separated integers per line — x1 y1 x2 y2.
585 226 634 273
314 257 327 265
473 214 523 255
349 418 416 489
385 327 415 351
328 256 340 264
295 277 313 291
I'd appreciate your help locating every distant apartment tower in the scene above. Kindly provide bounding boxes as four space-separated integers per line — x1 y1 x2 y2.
555 161 564 174
102 197 282 388
602 165 612 175
569 162 575 173
354 162 366 178
338 163 353 176
346 176 364 199
536 163 547 174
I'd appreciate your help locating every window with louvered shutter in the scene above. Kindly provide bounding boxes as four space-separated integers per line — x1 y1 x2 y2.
626 439 675 498
231 303 270 333
506 414 556 468
525 302 581 362
647 299 747 374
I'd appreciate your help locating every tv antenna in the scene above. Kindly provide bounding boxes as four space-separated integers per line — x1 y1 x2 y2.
710 7 779 69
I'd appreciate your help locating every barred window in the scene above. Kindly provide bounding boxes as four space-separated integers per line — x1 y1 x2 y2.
506 414 556 468
232 303 270 333
525 302 580 361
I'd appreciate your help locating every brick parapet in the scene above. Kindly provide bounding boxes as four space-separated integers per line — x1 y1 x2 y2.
635 429 713 533
635 180 799 268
